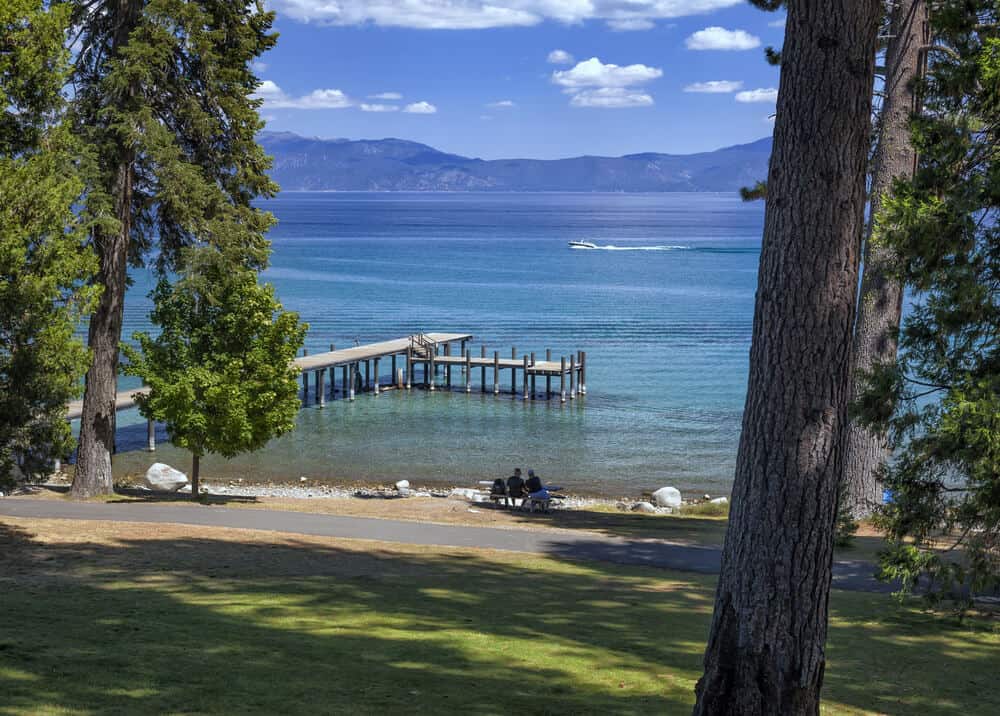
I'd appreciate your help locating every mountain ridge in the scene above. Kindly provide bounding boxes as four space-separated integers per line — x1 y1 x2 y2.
259 131 772 192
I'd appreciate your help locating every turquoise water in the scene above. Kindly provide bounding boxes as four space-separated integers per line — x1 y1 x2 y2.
108 192 764 497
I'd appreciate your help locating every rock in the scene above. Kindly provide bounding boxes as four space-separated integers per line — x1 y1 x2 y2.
449 488 479 500
652 486 682 509
615 501 629 511
299 476 308 482
631 501 657 514
0 491 5 498
143 463 188 492
710 497 728 505
395 479 410 490
703 494 712 500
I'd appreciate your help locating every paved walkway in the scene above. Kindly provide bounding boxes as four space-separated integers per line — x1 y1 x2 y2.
0 498 890 593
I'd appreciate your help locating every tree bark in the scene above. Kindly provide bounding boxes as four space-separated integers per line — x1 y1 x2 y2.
190 453 200 500
842 0 928 518
692 1 882 713
70 0 140 499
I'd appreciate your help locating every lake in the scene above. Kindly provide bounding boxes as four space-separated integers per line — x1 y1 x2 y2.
108 192 764 497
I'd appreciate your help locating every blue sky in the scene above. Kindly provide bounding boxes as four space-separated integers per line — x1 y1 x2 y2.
257 1 784 159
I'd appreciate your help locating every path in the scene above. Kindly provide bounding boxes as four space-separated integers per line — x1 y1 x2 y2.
0 499 889 593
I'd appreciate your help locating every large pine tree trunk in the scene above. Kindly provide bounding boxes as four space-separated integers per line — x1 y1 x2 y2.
842 0 928 518
71 0 140 499
692 1 882 713
71 162 133 498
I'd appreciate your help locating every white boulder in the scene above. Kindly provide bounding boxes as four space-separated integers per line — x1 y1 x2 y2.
143 463 188 492
395 480 410 490
631 501 658 514
710 497 729 505
652 486 683 509
449 488 479 500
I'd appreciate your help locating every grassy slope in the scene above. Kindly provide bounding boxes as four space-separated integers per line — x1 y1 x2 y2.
1 519 996 715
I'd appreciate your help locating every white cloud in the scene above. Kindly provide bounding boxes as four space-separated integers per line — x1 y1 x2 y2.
570 87 654 108
685 26 760 51
768 17 786 28
360 103 400 112
607 18 655 31
683 80 743 93
369 92 403 100
487 100 516 108
254 80 353 109
252 61 269 73
270 1 743 29
735 87 778 103
552 57 662 90
547 49 574 65
403 101 438 114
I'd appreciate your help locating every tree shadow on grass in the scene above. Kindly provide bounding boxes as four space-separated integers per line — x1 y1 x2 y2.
0 521 709 715
475 501 730 544
1 522 996 716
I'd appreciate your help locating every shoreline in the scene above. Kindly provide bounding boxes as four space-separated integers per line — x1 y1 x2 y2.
29 474 730 516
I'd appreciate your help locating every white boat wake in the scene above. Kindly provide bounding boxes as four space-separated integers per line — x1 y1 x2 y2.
569 243 691 251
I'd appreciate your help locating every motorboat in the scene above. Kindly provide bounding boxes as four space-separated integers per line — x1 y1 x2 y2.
568 240 598 249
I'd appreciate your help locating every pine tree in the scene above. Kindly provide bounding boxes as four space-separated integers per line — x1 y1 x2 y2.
857 0 1000 606
0 0 98 489
69 0 277 498
842 0 929 518
693 0 883 711
123 248 305 498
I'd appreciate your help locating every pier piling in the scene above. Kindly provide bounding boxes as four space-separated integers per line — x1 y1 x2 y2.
530 352 536 399
480 346 486 392
546 348 552 398
560 357 567 403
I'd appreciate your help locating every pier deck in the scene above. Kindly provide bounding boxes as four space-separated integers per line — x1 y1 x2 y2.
64 332 587 454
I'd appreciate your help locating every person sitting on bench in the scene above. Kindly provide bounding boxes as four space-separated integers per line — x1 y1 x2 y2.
489 477 507 504
506 468 526 507
525 470 564 503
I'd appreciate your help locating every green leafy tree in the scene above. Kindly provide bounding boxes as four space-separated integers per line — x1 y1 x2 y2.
858 0 1000 606
70 0 277 497
124 249 305 497
0 0 98 489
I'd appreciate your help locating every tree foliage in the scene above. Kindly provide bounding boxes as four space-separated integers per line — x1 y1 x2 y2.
70 0 279 497
857 0 1000 605
0 0 98 488
71 0 279 273
123 248 305 497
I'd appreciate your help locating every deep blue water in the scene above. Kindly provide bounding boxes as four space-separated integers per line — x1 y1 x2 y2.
110 192 764 497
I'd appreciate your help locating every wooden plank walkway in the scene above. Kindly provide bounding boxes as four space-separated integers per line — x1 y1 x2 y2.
296 332 472 372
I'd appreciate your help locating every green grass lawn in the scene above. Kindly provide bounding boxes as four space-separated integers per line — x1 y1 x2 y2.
1 519 996 715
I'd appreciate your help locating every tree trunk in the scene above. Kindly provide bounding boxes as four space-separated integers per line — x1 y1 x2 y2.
70 0 140 499
842 0 928 518
692 1 882 713
190 453 200 500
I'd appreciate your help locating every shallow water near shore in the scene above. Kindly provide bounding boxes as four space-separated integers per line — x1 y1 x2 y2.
99 192 763 497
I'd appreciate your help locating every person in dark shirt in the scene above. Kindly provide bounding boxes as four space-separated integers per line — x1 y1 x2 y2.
505 468 525 507
525 469 543 496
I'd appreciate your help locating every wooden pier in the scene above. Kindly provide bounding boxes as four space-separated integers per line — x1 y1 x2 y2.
65 332 587 452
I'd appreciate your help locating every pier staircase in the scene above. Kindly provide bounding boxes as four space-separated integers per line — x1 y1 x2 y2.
409 332 436 360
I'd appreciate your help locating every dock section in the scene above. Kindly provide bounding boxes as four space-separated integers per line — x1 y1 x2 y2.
66 332 587 452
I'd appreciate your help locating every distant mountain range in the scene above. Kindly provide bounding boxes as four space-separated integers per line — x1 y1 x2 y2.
259 131 772 193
